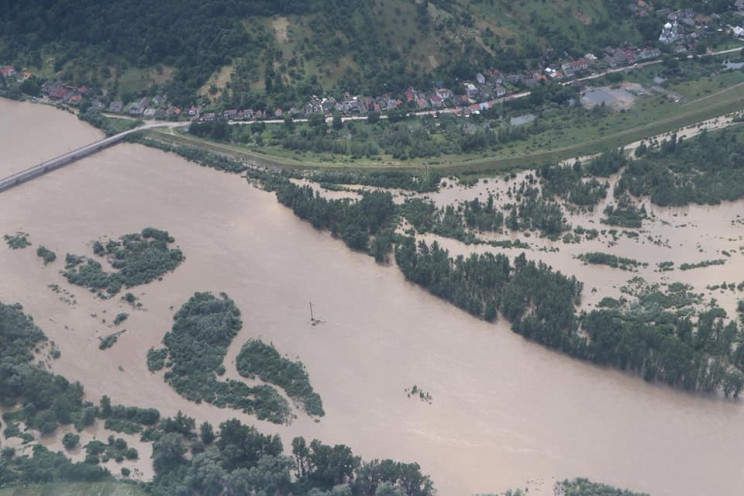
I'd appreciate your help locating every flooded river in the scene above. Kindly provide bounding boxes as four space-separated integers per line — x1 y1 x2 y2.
1 99 744 495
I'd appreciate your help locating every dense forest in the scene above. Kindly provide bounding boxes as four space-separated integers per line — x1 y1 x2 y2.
617 129 744 206
275 183 397 261
0 0 717 106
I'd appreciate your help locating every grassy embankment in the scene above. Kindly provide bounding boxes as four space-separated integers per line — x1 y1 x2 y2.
139 71 744 175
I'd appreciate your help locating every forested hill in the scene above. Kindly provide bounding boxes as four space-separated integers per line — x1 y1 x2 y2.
0 0 314 103
0 0 717 105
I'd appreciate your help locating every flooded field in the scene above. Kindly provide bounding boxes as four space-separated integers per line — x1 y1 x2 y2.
2 99 744 496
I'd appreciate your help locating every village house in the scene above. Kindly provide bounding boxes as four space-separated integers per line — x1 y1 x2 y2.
561 63 575 78
404 88 415 104
637 47 661 60
429 94 443 109
44 81 71 100
435 87 453 100
1 66 17 78
464 82 478 99
16 71 32 82
224 109 238 120
321 97 336 114
109 101 124 113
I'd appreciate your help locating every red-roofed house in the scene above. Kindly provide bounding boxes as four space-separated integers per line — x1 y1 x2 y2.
1 66 16 78
48 84 70 100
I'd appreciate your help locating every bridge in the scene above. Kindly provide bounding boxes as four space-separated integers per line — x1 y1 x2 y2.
0 121 187 193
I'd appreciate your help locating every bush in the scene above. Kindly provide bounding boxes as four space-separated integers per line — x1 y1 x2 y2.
62 432 80 450
147 348 168 371
36 246 57 265
113 313 129 326
4 232 30 249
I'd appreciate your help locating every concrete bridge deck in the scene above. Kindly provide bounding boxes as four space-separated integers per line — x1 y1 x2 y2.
0 121 186 193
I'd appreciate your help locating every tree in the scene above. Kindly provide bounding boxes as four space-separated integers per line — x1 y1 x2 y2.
99 395 111 418
376 482 404 496
62 433 79 450
292 436 311 478
308 112 327 129
153 433 186 473
200 421 215 445
367 111 380 124
184 451 227 496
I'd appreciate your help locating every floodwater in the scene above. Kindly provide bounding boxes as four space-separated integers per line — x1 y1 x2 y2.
2 99 744 495
0 100 103 176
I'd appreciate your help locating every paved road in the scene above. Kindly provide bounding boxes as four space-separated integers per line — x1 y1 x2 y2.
0 121 186 193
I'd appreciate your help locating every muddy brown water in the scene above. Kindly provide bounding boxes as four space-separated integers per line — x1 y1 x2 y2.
0 100 103 176
2 99 744 496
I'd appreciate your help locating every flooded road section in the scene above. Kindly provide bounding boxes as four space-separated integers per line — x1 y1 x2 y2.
1 100 744 496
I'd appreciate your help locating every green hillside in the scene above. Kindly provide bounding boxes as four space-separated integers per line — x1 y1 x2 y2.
0 0 699 106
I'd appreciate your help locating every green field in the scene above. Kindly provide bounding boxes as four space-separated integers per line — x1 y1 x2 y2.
0 482 145 496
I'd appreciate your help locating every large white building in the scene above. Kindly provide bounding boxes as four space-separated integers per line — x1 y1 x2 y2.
659 20 680 44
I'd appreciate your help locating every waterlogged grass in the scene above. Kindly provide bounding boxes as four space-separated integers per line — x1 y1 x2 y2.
0 483 146 496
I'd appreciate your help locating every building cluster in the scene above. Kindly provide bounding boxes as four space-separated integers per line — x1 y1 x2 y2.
655 8 712 49
40 81 88 104
1 65 32 83
6 2 742 125
107 95 183 119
